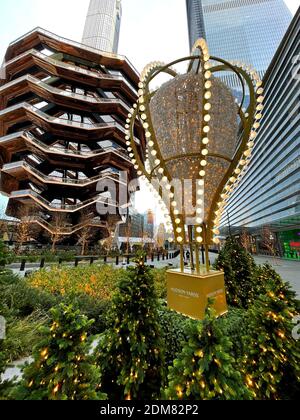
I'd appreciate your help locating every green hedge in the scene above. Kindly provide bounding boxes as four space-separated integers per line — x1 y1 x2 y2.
158 304 192 366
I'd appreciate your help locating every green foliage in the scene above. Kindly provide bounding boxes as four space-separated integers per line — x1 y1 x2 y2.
10 304 106 400
152 268 168 300
0 242 13 267
0 346 8 379
13 250 76 264
0 270 110 372
158 305 191 366
0 271 52 363
2 278 110 335
0 303 8 388
218 308 248 360
41 250 76 263
66 294 111 335
215 237 257 308
0 344 13 400
2 312 47 364
0 303 14 399
1 250 298 401
254 264 300 311
241 279 300 400
1 280 60 319
96 255 165 400
164 302 251 400
0 269 19 286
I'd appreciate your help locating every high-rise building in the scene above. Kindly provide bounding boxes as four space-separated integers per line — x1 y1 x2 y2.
0 28 143 243
222 9 300 259
186 0 206 50
82 0 122 53
144 209 155 239
186 0 292 88
116 207 157 250
118 211 144 240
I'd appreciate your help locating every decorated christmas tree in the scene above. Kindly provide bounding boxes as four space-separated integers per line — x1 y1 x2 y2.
10 304 106 400
96 252 165 400
215 237 257 308
164 302 251 400
241 281 300 400
254 264 300 311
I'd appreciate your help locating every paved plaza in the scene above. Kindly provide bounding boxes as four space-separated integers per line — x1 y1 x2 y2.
207 253 300 298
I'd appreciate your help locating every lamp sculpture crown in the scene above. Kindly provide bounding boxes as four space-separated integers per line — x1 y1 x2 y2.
126 39 263 274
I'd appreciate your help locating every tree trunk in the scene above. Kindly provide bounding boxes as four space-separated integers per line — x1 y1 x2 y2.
15 242 21 255
81 239 87 256
52 236 57 254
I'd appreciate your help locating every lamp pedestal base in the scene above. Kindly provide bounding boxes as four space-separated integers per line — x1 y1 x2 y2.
167 269 227 320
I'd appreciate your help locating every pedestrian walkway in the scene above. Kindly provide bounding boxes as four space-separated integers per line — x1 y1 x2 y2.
1 357 32 383
208 252 300 298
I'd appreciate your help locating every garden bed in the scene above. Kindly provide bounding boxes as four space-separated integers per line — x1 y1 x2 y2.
0 241 299 400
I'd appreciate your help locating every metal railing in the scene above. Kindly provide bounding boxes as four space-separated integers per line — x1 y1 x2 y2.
10 189 119 212
0 102 128 133
24 216 107 235
7 251 180 273
2 160 124 187
0 74 132 115
8 27 139 78
4 48 138 96
2 161 124 186
0 102 140 146
0 131 132 164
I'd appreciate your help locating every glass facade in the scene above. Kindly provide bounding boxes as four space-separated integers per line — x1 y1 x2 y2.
186 0 292 88
82 0 122 53
118 211 155 240
223 11 300 258
186 0 206 50
118 213 145 239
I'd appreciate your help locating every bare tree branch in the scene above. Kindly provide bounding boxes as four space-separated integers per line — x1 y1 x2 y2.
50 213 69 253
15 206 34 254
76 210 96 256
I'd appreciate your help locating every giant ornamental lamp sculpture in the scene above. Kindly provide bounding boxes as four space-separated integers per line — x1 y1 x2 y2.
126 39 264 319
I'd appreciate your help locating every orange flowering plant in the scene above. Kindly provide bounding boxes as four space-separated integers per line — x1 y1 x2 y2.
29 265 168 301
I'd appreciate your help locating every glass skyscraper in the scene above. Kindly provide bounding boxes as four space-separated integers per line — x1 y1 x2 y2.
186 1 299 258
186 0 292 85
223 9 300 259
186 0 206 49
82 0 122 53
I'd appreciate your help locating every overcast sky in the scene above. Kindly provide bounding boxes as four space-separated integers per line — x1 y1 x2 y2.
0 0 299 221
